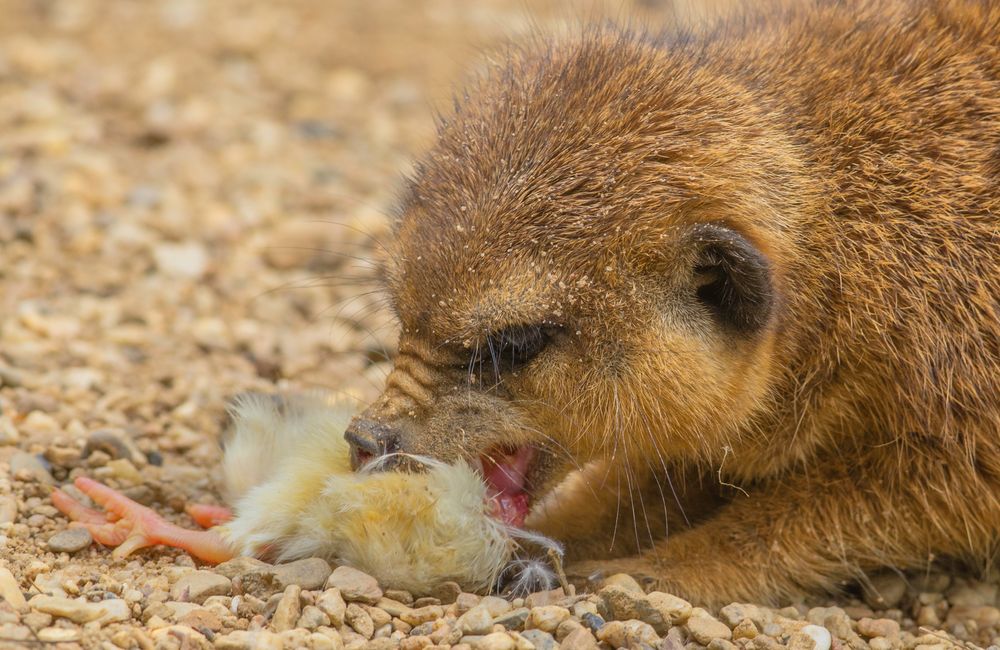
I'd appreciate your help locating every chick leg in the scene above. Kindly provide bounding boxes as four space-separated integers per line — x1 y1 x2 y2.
52 477 235 564
185 503 234 528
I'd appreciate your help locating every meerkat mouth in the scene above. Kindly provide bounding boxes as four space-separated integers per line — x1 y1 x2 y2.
480 445 536 528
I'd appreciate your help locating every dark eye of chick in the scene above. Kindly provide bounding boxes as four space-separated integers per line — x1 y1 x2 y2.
467 324 556 379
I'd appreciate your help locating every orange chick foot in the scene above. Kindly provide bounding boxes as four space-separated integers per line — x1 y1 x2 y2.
186 503 234 528
51 477 235 564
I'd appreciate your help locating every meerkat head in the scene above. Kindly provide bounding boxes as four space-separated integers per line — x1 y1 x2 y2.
345 31 806 526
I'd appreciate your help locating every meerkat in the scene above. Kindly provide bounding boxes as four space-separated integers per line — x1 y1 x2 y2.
341 0 1000 605
52 0 998 606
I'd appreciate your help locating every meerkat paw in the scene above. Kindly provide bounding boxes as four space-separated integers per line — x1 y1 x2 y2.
52 477 235 564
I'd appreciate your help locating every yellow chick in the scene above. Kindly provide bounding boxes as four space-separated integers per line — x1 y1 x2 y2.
53 392 560 595
219 392 516 593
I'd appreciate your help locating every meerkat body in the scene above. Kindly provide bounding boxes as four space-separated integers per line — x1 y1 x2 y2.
341 0 1000 605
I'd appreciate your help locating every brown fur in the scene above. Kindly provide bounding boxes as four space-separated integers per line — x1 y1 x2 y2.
346 0 1000 606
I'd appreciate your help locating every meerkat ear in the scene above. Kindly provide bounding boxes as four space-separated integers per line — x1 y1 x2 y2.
690 224 774 334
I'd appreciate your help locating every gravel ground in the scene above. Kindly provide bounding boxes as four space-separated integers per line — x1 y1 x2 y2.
0 1 998 648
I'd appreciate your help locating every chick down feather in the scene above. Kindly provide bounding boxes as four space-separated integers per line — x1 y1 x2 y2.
216 392 515 593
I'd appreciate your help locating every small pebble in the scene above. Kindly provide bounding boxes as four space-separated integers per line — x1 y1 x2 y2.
519 628 557 649
602 573 645 593
345 602 375 638
597 619 660 647
375 596 411 618
98 599 131 624
649 591 693 625
326 566 383 604
10 452 53 484
708 640 738 650
863 573 908 610
562 627 600 649
732 617 759 639
385 590 414 605
296 605 330 630
170 571 231 604
46 527 92 553
270 585 301 632
272 557 333 591
429 581 462 603
857 617 902 639
476 631 516 650
801 624 832 650
719 602 772 628
455 592 481 614
83 429 147 466
0 496 17 525
153 241 209 279
316 589 347 627
400 636 433 650
36 627 81 642
524 588 564 609
28 595 104 624
494 607 530 631
363 604 391 629
401 605 444 626
177 607 223 631
686 610 733 644
525 605 570 633
0 568 26 609
479 596 513 618
459 604 494 635
215 556 272 579
21 611 52 631
869 636 893 650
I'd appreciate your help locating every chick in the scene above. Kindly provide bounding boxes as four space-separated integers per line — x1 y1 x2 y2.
53 393 560 594
219 392 519 593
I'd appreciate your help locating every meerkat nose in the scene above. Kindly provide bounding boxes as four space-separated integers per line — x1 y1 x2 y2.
344 417 402 471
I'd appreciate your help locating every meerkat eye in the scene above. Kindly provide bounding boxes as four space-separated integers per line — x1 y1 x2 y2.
691 224 775 334
469 324 556 378
493 326 551 366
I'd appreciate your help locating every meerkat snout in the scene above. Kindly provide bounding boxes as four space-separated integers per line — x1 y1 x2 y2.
344 417 403 470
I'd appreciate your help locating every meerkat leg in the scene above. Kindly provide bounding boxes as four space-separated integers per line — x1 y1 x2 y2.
566 452 994 606
52 477 235 564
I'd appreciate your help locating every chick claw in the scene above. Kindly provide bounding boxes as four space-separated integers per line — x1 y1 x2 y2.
51 477 235 564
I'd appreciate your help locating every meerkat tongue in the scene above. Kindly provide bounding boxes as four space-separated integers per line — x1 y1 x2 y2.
481 446 535 527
